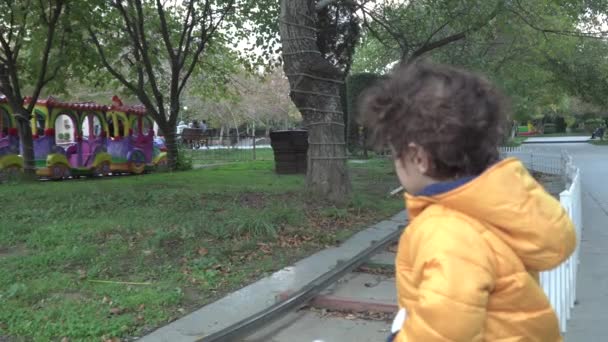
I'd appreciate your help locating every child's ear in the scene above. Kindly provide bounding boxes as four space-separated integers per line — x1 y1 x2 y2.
408 143 431 174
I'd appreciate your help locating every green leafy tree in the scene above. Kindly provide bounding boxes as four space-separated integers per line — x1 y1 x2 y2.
86 0 236 170
0 0 67 176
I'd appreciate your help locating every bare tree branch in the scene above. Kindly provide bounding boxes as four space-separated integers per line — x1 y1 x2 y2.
510 0 608 39
409 2 502 61
360 5 408 53
155 0 176 61
177 1 235 97
176 0 195 65
25 0 64 113
12 3 30 60
180 0 211 70
132 0 166 114
410 31 466 60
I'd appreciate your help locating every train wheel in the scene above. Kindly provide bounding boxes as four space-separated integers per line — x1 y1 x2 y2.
130 162 145 174
156 157 168 167
129 150 146 174
94 161 111 176
50 164 69 180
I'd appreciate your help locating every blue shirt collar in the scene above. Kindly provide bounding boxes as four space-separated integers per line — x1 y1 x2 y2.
416 176 476 197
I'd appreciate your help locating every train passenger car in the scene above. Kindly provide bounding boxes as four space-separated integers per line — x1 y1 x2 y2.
105 96 166 174
28 97 113 179
0 96 167 180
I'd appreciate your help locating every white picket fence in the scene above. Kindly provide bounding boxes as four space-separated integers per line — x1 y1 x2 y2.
500 148 582 333
499 147 563 175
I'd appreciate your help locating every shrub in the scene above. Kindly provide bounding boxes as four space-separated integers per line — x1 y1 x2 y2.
584 118 604 133
346 73 386 153
543 123 556 134
555 117 566 133
175 146 193 171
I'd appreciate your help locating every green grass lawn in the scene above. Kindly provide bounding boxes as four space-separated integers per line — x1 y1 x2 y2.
0 159 402 341
187 148 274 167
590 139 608 145
502 136 528 147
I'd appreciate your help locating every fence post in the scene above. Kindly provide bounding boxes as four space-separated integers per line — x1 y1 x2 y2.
505 149 580 333
530 152 534 171
252 134 257 161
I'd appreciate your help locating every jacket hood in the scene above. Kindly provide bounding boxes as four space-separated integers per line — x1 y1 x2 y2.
405 158 576 271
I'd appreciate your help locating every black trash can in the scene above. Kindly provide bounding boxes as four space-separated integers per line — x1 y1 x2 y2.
269 130 308 174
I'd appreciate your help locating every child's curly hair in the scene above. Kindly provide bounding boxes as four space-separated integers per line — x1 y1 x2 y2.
360 61 509 179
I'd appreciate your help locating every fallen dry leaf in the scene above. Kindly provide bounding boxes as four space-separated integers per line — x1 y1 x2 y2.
109 307 123 315
77 269 87 280
197 247 208 256
257 243 273 255
138 304 145 311
61 338 69 342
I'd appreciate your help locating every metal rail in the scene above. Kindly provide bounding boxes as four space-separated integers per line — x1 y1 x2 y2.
200 225 405 342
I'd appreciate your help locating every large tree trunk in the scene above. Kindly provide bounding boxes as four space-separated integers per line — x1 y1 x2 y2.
16 110 36 178
160 123 178 169
280 0 351 203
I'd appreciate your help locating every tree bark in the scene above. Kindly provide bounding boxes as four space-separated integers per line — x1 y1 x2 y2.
280 0 351 203
16 109 35 178
163 128 178 168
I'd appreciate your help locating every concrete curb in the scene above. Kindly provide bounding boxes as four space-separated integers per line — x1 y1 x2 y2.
138 210 406 342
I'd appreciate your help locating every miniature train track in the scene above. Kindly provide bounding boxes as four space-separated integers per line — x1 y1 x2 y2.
200 225 405 342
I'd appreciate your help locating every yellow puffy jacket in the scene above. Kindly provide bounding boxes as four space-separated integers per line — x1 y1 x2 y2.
395 158 576 342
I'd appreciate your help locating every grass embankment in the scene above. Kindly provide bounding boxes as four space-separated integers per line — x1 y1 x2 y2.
0 159 402 341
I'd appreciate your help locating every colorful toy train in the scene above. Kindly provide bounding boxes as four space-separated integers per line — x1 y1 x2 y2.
0 96 166 180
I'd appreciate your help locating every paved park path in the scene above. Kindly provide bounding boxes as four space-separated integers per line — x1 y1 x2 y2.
523 143 608 340
523 136 590 144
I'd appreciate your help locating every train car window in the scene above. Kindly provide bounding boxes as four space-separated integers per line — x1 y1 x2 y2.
107 117 114 136
55 114 75 143
35 112 45 136
108 115 126 138
118 118 125 137
82 115 102 139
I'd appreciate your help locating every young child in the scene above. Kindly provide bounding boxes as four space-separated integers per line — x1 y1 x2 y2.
361 62 576 342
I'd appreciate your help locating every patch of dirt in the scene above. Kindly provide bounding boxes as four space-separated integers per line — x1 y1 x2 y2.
233 192 297 210
237 192 268 210
307 307 394 322
160 236 184 255
0 336 26 342
0 245 28 259
180 287 204 310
